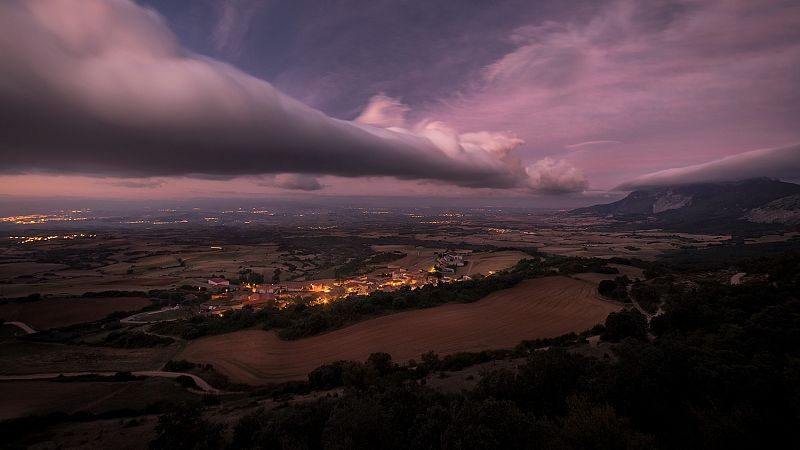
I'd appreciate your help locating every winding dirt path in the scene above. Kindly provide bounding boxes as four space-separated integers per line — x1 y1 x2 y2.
0 371 219 393
2 321 36 334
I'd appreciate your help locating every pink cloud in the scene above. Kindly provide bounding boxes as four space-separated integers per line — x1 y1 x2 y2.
421 0 800 188
354 94 410 129
525 158 588 194
564 140 621 151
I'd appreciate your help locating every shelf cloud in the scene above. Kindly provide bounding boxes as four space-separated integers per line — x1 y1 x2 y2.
258 174 323 191
617 144 800 190
0 0 586 194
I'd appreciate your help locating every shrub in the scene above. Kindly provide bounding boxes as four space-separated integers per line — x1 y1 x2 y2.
149 403 222 450
602 309 648 342
174 375 197 389
163 360 196 372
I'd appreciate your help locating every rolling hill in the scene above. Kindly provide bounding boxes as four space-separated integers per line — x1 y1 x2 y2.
573 178 800 233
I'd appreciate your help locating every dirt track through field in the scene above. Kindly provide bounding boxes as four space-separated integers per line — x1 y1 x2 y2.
0 297 153 330
179 277 619 384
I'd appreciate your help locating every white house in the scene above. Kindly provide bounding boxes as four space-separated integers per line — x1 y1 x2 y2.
207 277 230 287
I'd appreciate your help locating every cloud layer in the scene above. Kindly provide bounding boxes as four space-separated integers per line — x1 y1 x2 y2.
617 144 800 189
259 174 323 191
418 0 800 187
0 0 585 194
525 158 588 194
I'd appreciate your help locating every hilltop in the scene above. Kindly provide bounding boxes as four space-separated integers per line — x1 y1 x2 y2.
573 178 800 233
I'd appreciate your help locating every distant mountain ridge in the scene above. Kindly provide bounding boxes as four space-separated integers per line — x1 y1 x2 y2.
573 178 800 232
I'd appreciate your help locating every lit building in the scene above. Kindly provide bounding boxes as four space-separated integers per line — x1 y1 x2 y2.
207 278 230 287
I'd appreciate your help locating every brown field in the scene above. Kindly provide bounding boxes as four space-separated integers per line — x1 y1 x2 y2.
0 262 69 279
0 378 198 420
571 264 645 284
434 228 730 261
375 245 442 270
0 241 287 298
179 276 620 384
370 246 528 277
0 277 183 298
458 250 529 276
745 231 799 244
0 341 177 375
0 297 153 330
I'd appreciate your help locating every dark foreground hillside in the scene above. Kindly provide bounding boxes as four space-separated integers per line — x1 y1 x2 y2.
222 252 800 450
3 252 799 450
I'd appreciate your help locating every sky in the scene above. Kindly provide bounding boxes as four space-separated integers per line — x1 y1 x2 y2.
0 0 799 205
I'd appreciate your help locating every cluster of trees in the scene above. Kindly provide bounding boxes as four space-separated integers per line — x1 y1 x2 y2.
147 251 800 449
0 292 44 304
629 281 668 314
278 236 377 280
163 360 198 372
238 268 265 285
597 276 631 301
153 349 654 450
601 309 647 341
151 306 276 340
543 255 621 275
81 290 149 298
33 246 116 269
334 251 407 279
149 404 224 450
52 371 142 383
250 332 596 403
100 330 174 348
331 251 390 278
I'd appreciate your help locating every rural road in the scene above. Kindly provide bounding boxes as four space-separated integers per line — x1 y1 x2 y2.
628 297 652 319
2 321 37 334
0 371 219 393
120 306 181 324
623 286 659 341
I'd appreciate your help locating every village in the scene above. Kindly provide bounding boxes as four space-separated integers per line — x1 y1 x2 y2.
201 251 475 316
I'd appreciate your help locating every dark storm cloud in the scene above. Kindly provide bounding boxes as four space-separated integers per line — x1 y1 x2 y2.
100 179 166 189
0 0 585 193
257 174 323 191
617 144 800 189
